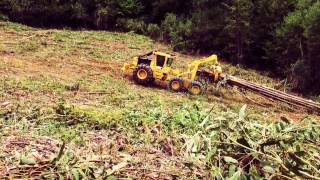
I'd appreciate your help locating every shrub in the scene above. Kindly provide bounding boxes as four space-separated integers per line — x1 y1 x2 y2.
123 19 147 34
94 8 115 29
161 13 178 41
161 13 194 51
0 13 8 21
146 23 160 39
118 0 143 16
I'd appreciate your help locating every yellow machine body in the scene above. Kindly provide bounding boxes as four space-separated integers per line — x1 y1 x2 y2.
122 51 222 95
123 51 179 80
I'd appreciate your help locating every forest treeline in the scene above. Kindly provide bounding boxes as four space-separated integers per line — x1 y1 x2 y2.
0 0 320 95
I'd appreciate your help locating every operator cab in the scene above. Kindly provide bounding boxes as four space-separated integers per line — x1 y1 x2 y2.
137 51 174 68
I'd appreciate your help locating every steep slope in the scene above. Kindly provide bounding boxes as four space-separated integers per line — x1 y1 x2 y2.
0 22 319 179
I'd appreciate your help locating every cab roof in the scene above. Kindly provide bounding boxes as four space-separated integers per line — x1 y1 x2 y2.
153 51 174 58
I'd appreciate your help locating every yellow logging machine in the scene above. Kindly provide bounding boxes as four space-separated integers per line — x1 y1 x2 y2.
122 51 222 95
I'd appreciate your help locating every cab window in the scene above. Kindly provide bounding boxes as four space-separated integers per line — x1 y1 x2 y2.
156 55 166 67
167 58 173 67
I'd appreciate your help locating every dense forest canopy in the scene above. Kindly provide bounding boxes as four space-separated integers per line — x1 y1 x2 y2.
1 0 320 95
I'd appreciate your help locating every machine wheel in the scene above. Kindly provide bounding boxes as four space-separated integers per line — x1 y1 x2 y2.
133 64 154 85
168 77 184 93
188 81 203 95
196 76 210 93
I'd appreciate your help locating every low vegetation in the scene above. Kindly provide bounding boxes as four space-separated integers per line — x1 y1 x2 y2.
0 21 319 179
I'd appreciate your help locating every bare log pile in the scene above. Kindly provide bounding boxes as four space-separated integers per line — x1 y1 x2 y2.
226 75 320 113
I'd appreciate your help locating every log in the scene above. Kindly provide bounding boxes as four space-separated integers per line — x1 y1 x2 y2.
224 75 320 113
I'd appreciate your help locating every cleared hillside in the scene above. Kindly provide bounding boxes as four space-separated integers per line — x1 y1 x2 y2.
0 22 319 179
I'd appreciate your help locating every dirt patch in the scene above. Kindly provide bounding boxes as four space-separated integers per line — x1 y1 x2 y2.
0 53 123 81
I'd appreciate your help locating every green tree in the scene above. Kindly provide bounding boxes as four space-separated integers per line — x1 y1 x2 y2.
249 0 294 70
189 0 227 54
278 0 320 93
223 0 253 65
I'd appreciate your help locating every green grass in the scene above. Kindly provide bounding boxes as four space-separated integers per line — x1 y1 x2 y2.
16 41 40 52
50 30 156 61
223 63 279 88
0 21 33 32
1 76 66 93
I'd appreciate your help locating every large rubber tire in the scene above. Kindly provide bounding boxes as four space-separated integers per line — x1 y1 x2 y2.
196 76 210 93
188 80 203 95
168 77 184 93
133 64 154 85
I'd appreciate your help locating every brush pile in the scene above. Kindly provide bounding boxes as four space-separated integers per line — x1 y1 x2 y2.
183 105 320 179
1 103 319 179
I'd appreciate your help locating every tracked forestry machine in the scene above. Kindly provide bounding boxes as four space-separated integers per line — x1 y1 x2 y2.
122 51 320 113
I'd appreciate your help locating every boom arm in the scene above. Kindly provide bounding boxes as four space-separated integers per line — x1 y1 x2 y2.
185 54 219 80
